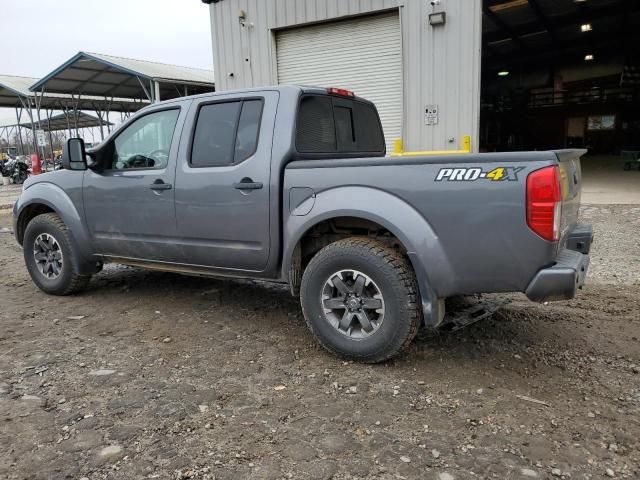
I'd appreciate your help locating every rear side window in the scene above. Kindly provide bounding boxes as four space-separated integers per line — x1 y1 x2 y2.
353 102 385 152
334 106 355 150
234 100 263 163
295 94 384 155
191 99 263 168
296 96 336 153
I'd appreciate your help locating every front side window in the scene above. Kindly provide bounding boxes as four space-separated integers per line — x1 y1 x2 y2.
111 109 180 170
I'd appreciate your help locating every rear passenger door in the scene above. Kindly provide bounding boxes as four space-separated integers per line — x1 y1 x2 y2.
173 91 277 271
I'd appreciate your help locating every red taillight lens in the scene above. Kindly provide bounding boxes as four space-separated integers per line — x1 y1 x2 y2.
327 87 355 98
527 165 562 241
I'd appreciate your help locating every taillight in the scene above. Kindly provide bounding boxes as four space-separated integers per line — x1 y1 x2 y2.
326 87 355 98
526 165 562 241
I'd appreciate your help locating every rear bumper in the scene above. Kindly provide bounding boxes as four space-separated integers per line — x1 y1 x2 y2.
525 248 590 302
566 223 593 254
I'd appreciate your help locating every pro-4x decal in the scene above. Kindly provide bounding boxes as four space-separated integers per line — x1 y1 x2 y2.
435 166 525 182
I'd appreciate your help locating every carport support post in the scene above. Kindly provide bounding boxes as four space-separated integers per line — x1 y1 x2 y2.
19 96 38 157
98 110 105 139
92 102 105 140
154 81 160 103
15 107 25 156
136 77 152 103
69 93 81 138
104 97 113 134
45 109 55 160
59 101 73 140
33 90 47 166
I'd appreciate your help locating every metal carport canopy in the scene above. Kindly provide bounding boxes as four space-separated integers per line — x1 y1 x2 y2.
29 52 215 101
19 111 112 131
0 74 145 112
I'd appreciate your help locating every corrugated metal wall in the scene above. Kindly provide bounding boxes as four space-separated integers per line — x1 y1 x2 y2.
208 0 481 152
276 12 403 151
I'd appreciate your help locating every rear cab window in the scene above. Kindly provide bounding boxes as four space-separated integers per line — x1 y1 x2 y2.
190 99 264 168
295 93 385 158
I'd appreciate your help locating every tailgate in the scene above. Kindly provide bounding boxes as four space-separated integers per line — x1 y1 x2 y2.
555 149 586 242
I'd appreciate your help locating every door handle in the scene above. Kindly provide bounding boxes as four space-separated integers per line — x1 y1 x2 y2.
233 178 263 190
150 180 172 191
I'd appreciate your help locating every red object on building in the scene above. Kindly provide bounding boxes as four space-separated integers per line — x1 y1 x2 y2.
31 154 42 175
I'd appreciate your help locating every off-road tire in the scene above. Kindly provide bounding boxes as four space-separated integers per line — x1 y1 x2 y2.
300 237 422 363
23 213 91 295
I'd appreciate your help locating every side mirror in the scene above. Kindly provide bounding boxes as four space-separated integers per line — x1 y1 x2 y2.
61 138 88 171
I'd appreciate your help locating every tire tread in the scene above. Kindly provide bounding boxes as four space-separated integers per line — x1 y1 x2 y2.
300 237 421 363
25 213 91 295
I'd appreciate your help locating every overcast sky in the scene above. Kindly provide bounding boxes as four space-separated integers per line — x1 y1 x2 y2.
1 0 213 77
0 0 213 124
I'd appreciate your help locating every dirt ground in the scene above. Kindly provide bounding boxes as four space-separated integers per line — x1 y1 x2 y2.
0 205 638 480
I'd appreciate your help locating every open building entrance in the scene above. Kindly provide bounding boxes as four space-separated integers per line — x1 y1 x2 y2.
481 0 640 203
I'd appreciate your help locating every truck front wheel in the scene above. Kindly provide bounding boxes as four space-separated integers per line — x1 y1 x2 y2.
23 213 91 295
300 237 421 363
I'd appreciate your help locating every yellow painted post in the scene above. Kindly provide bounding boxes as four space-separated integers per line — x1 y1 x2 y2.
393 138 403 155
462 135 471 153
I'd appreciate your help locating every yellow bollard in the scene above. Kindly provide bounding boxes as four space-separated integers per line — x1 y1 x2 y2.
393 138 404 155
462 135 471 153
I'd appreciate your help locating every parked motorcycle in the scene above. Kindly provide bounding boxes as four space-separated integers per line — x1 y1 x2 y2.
53 154 64 171
1 157 30 185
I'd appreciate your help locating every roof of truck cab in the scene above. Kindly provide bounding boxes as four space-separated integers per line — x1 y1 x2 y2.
143 84 373 109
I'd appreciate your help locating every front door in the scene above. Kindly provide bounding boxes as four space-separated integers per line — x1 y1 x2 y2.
173 91 277 271
83 105 186 261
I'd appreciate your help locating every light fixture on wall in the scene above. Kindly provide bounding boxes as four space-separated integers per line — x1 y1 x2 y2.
429 12 447 26
497 70 510 77
584 54 594 61
580 23 592 32
238 9 247 27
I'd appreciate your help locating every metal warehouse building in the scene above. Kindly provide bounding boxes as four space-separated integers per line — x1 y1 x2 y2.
203 0 482 152
203 0 640 188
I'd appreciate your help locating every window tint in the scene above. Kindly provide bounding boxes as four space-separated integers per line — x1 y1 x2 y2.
295 94 384 155
334 106 355 150
111 109 179 170
190 99 264 168
191 102 241 168
353 102 385 152
296 96 336 153
234 100 263 163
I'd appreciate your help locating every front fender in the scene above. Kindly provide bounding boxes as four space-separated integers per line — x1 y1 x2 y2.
282 186 454 326
14 182 95 273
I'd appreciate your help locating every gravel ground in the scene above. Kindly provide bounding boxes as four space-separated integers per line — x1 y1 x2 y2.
0 184 21 209
0 205 638 480
578 205 640 286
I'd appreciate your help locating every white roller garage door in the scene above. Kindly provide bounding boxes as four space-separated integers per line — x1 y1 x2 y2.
276 12 403 152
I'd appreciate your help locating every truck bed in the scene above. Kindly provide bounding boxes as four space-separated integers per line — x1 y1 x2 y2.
284 150 584 298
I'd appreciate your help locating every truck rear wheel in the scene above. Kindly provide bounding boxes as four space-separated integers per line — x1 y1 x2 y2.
300 237 421 363
23 213 91 296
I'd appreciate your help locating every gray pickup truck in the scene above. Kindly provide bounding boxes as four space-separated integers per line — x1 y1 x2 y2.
13 85 593 362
